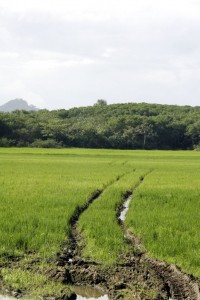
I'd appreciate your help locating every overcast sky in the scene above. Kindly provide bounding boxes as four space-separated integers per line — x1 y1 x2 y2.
0 0 200 110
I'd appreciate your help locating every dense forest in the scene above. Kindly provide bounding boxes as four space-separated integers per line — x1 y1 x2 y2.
0 101 200 150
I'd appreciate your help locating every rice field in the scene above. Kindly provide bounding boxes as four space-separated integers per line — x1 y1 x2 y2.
0 148 199 295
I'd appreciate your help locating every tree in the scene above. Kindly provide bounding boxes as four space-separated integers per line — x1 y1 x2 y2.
94 99 107 106
0 102 199 150
135 121 157 149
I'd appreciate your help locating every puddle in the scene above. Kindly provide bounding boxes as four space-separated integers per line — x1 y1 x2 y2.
0 292 109 300
0 292 173 300
0 296 22 300
0 296 16 300
74 286 109 300
118 194 132 221
76 295 108 300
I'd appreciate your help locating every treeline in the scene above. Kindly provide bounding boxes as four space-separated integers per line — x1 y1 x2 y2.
0 102 200 150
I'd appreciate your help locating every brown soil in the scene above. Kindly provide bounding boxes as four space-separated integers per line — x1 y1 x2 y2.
121 223 200 300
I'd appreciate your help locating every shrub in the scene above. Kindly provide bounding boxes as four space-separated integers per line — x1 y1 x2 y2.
31 139 62 148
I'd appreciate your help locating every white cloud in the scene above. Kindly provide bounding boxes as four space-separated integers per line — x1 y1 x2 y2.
101 48 117 58
25 57 95 71
0 0 198 22
1 0 200 108
0 51 19 59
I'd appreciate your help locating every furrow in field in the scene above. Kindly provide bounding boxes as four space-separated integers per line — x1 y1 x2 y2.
57 173 127 267
118 176 200 300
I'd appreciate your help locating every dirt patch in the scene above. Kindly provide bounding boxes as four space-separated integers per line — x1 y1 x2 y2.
51 254 168 299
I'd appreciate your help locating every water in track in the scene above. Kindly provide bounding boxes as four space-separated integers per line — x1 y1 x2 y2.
118 194 132 222
0 293 109 300
0 296 14 300
0 296 30 300
76 296 108 300
75 286 109 299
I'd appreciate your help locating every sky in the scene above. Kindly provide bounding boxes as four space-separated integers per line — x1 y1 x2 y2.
0 0 200 110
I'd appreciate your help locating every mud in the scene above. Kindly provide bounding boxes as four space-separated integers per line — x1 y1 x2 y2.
120 222 200 299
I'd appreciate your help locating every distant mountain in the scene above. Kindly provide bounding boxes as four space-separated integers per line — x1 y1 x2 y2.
0 99 39 112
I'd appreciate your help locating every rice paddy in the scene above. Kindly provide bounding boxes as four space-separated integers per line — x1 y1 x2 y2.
0 148 199 296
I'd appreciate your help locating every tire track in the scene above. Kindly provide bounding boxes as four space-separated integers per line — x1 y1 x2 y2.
50 172 169 299
57 172 129 267
51 170 200 299
118 174 200 300
51 172 170 300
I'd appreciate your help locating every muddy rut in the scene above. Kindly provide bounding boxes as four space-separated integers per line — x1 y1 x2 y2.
119 189 200 299
52 173 200 300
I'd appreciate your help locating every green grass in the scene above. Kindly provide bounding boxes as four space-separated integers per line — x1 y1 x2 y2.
0 148 199 296
1 266 72 298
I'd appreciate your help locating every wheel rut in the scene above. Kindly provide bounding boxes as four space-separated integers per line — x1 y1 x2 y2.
50 172 199 300
56 172 128 267
118 176 200 300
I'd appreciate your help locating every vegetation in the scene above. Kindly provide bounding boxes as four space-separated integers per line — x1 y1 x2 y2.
126 157 200 277
0 148 199 296
1 267 69 298
1 102 200 149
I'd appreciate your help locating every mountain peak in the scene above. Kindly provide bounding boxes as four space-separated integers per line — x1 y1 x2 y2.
0 99 39 112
